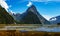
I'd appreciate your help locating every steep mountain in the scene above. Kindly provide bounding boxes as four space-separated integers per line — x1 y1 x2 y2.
12 13 20 21
9 12 21 23
49 15 60 24
18 5 50 24
0 5 14 24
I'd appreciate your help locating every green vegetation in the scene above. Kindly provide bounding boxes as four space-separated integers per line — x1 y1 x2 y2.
0 5 14 24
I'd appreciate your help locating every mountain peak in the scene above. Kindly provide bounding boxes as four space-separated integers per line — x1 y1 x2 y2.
27 5 37 12
30 5 36 8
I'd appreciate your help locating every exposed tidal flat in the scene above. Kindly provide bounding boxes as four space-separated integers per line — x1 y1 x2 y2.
0 24 60 32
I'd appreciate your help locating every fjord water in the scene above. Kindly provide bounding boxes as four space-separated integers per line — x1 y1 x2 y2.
35 25 60 32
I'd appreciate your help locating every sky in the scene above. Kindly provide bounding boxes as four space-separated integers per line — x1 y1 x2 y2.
0 0 60 20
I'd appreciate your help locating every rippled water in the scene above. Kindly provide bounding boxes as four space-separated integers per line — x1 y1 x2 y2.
35 27 60 32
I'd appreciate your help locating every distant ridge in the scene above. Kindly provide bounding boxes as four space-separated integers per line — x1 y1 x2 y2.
50 15 60 24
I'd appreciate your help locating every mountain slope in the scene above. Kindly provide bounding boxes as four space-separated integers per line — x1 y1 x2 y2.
0 5 14 24
12 13 21 21
19 5 50 24
49 15 60 24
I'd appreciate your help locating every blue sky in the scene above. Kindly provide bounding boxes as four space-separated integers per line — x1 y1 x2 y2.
0 0 60 20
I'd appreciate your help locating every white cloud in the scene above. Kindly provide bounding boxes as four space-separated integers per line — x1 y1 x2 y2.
25 0 60 2
42 15 52 20
0 0 9 11
50 18 57 21
10 10 16 14
27 1 32 7
30 0 48 2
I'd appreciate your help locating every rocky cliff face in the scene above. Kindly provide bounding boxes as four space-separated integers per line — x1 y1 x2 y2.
0 5 14 24
18 5 50 24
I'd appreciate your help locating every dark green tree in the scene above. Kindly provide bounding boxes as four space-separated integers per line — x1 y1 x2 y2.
0 5 14 24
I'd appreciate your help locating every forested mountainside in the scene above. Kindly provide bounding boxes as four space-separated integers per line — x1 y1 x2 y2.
0 5 14 24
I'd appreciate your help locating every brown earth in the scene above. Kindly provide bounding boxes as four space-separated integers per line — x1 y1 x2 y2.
0 30 60 36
